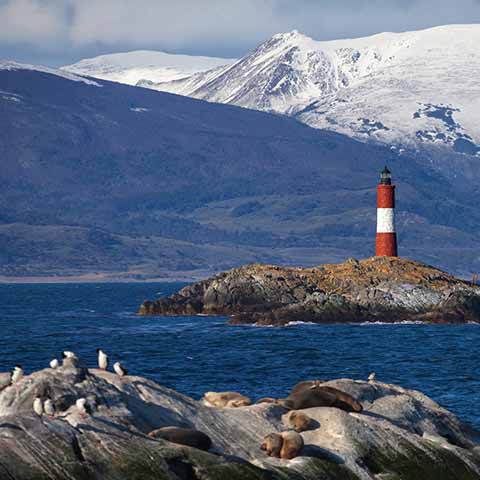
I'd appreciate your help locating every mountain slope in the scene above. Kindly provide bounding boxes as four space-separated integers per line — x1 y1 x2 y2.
142 25 480 180
62 50 236 86
1 62 479 279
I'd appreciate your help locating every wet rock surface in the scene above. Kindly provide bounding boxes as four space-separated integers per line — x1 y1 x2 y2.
139 257 480 325
0 366 479 479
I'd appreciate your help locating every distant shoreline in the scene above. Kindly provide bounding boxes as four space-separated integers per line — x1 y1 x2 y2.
0 273 203 284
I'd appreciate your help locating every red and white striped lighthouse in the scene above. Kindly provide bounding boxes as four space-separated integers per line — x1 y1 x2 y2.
376 166 398 257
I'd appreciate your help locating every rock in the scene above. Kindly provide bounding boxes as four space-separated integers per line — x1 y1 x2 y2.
0 373 10 392
0 367 479 479
138 257 480 326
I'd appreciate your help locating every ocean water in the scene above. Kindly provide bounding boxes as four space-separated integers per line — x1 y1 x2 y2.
1 282 479 429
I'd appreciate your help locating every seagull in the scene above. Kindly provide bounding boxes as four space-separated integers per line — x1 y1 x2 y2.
44 399 55 419
368 372 376 382
10 365 24 385
96 349 108 370
76 398 88 417
62 351 79 368
50 359 59 369
113 362 128 377
309 380 323 390
33 397 44 417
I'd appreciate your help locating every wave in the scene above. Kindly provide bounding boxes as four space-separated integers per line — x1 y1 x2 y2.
359 320 424 326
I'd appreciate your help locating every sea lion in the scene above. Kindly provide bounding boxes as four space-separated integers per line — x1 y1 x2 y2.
280 381 362 413
148 427 212 451
260 433 282 458
255 397 278 405
261 432 304 459
290 380 324 395
203 391 251 408
280 431 304 459
283 410 314 433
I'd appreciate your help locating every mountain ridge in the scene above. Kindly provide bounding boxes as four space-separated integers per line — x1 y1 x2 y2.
138 24 480 181
62 50 237 86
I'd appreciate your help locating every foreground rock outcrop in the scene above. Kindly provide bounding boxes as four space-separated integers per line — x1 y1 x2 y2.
139 257 480 325
0 363 479 479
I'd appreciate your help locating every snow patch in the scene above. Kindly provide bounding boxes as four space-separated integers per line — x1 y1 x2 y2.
62 50 237 86
0 61 101 87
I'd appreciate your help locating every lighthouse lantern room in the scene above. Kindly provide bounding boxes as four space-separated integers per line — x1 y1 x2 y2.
376 166 398 257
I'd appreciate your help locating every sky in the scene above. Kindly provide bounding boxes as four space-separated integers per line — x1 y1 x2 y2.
1 0 480 67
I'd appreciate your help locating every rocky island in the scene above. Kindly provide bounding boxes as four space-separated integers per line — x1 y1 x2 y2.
139 257 480 325
1 359 480 479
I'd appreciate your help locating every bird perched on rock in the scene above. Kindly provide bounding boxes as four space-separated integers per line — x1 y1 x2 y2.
368 372 376 383
33 397 44 417
44 399 55 419
62 351 80 368
113 362 127 377
10 365 24 385
50 359 59 369
96 349 108 370
76 398 89 417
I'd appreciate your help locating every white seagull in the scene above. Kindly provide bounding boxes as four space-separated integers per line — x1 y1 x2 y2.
33 397 44 417
10 365 24 385
50 359 59 369
76 398 88 417
368 372 376 382
44 399 55 418
96 349 108 370
113 362 128 377
62 351 79 368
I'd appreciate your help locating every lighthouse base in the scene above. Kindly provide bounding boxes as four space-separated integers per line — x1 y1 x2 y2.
376 232 398 257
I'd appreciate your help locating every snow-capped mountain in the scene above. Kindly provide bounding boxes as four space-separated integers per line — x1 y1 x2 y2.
142 25 480 162
62 50 236 86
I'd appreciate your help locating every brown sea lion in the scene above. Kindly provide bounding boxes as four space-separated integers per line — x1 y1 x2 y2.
283 410 314 432
261 432 304 459
203 391 251 408
255 397 278 405
280 381 362 412
290 380 325 395
261 433 283 458
148 427 212 451
280 431 304 459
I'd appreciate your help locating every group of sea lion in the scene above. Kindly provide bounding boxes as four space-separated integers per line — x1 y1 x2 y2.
147 380 363 460
258 380 363 459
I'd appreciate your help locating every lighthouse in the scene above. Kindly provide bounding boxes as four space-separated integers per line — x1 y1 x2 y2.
376 166 398 257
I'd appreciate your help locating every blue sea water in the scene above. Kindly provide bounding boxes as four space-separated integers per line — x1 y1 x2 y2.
0 282 479 429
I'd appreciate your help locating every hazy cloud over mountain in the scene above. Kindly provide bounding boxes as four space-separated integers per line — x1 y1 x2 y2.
1 0 480 65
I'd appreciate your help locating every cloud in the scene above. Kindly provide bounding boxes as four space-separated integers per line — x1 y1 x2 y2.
68 0 281 51
0 0 67 45
1 0 480 63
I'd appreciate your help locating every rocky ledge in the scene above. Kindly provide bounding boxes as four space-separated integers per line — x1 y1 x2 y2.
139 257 480 326
1 362 480 480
